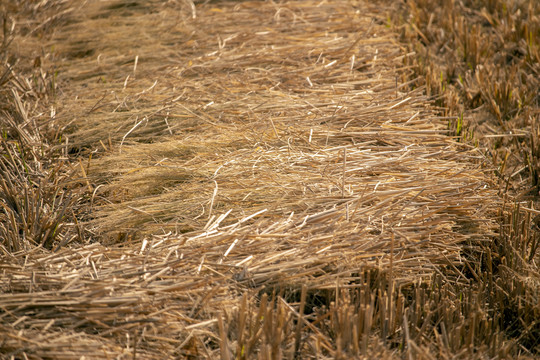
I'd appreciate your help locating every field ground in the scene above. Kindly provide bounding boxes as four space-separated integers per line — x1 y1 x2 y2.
0 0 538 358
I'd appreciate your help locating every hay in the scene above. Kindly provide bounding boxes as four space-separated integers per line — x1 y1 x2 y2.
1 0 503 358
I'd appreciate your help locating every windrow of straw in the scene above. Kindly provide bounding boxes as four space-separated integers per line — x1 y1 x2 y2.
0 0 528 358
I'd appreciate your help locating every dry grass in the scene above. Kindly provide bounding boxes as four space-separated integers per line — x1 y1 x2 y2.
0 0 537 358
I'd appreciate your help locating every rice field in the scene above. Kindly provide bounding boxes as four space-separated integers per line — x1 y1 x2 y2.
0 0 538 358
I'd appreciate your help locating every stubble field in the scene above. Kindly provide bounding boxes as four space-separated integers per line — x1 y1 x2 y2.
0 0 538 358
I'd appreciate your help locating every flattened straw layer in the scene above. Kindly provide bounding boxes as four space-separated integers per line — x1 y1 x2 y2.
1 0 500 358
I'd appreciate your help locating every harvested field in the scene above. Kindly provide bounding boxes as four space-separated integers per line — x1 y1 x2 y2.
0 0 537 359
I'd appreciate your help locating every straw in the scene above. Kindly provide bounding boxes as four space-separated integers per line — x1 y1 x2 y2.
0 0 502 358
